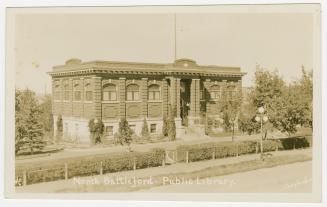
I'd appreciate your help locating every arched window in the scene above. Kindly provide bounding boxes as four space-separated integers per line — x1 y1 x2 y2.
85 83 93 101
126 84 139 101
63 81 70 101
103 84 117 101
148 84 160 100
73 81 81 101
210 85 221 100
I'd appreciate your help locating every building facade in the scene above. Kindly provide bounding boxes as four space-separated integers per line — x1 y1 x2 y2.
49 58 246 143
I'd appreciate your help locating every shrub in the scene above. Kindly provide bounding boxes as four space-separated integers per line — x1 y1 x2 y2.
262 139 282 152
15 148 165 186
116 118 133 147
176 136 310 163
88 118 104 144
141 118 150 139
56 115 63 141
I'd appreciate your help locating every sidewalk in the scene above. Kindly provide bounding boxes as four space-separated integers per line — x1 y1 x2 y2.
16 134 263 165
15 148 312 193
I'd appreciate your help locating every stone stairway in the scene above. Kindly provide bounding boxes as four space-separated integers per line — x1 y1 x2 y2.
181 125 211 141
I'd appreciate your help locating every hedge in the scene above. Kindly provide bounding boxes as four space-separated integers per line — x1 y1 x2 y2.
15 148 165 186
176 136 311 163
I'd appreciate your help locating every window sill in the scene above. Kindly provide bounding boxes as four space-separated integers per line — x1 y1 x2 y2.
84 101 93 104
126 100 142 103
148 100 162 103
102 101 119 104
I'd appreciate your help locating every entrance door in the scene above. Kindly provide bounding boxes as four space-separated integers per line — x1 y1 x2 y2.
180 79 191 126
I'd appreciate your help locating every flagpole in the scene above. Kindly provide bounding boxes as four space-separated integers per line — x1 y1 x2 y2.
174 13 177 61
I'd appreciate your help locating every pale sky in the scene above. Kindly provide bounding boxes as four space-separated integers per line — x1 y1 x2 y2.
15 12 314 93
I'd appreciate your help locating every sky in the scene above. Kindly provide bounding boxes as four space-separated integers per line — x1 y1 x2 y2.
14 12 314 94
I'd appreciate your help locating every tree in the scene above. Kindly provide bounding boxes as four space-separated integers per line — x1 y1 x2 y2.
292 67 313 129
250 66 312 137
273 83 309 136
218 90 242 140
15 89 46 155
162 115 168 137
88 118 104 145
39 94 53 139
141 118 150 139
250 68 287 136
115 118 133 151
167 106 176 141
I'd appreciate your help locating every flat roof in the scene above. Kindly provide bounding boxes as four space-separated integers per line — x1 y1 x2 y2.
49 58 246 77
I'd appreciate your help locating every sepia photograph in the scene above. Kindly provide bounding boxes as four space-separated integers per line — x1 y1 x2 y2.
3 2 323 204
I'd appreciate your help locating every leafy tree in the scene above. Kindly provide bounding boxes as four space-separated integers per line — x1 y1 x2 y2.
250 68 287 136
141 118 150 139
88 118 104 145
218 89 242 140
167 106 176 141
15 89 46 155
291 67 313 129
116 118 133 151
39 94 53 138
250 66 312 137
273 83 310 136
162 115 168 137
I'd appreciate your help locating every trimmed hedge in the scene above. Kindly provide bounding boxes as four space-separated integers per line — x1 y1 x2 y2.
176 136 310 163
16 148 165 186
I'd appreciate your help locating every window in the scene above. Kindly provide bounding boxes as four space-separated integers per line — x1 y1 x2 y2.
148 84 160 100
104 126 114 136
129 125 136 133
226 85 237 97
54 83 61 100
126 84 139 101
210 85 221 100
150 124 157 133
85 83 93 101
103 84 117 101
63 81 70 101
73 82 81 101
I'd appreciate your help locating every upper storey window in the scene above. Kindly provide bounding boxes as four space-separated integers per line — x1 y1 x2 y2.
126 84 139 101
63 81 70 101
148 84 160 100
73 81 81 101
103 84 117 101
85 82 93 101
210 85 221 100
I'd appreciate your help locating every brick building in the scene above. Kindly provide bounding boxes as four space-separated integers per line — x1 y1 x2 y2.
48 58 246 143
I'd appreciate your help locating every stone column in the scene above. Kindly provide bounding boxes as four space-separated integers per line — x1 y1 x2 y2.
176 78 181 118
168 77 176 115
162 78 168 117
92 76 102 119
189 78 201 125
237 79 242 96
119 77 126 118
141 78 148 117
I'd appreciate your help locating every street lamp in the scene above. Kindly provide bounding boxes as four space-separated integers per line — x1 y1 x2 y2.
255 106 268 159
